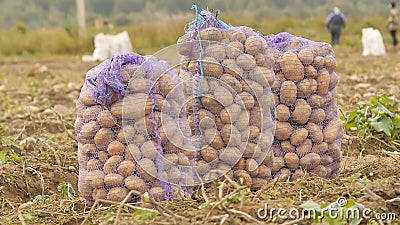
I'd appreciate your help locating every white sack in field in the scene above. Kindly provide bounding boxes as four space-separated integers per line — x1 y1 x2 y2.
82 31 133 62
362 28 386 56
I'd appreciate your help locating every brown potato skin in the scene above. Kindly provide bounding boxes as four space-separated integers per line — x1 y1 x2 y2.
323 118 342 143
292 99 312 124
280 81 297 106
274 121 293 141
284 152 300 170
276 104 290 122
300 153 321 170
290 128 309 146
306 123 324 144
271 157 285 173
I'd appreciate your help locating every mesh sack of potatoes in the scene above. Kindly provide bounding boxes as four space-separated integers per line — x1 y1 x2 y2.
75 52 195 205
177 10 275 191
263 32 343 181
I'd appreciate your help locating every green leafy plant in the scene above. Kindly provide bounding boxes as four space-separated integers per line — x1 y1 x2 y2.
300 198 365 225
33 195 52 205
345 94 400 146
132 210 159 221
0 150 21 164
342 173 371 185
57 182 77 200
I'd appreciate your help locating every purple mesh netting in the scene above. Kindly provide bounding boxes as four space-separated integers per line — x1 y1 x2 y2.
88 53 145 105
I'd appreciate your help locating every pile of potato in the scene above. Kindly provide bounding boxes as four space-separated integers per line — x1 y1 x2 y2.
266 33 343 181
75 56 195 204
178 25 276 190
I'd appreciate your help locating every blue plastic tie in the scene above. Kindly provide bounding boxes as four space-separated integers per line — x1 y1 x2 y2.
215 10 232 30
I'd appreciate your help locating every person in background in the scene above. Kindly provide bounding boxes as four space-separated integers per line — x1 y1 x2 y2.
326 7 346 46
388 2 398 47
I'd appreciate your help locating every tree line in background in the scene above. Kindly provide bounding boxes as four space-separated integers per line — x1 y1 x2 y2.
0 0 392 29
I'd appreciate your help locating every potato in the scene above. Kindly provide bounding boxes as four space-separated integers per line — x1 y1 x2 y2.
248 125 260 138
329 72 339 91
116 125 135 143
305 65 318 78
307 94 324 109
290 128 309 146
323 118 342 142
117 160 136 177
234 170 252 187
220 104 242 124
312 142 328 154
321 155 334 165
176 35 192 56
297 78 317 98
271 72 285 93
317 69 330 95
104 155 123 174
165 167 182 183
94 128 114 150
280 52 304 82
274 121 293 140
203 57 223 78
245 158 260 176
276 168 291 181
80 85 97 106
123 93 151 120
81 143 98 154
309 109 326 123
306 123 324 144
196 160 211 176
128 78 150 93
280 81 297 106
201 96 223 115
205 44 226 61
177 152 191 166
311 165 328 178
125 175 148 193
82 105 102 121
254 53 266 67
200 146 219 162
104 173 124 187
80 121 100 138
87 159 102 171
256 165 272 179
249 66 274 87
137 158 157 182
271 157 285 173
275 104 290 122
251 178 269 191
292 99 312 124
107 187 128 202
107 140 125 155
235 110 250 131
235 92 254 110
312 56 325 68
284 152 300 170
200 27 222 41
149 187 166 201
220 73 242 93
226 41 244 59
233 157 246 170
236 54 256 70
221 124 241 147
230 30 246 42
300 153 321 170
219 147 242 165
126 143 141 160
241 80 264 97
210 130 225 149
298 49 314 65
242 142 260 158
250 106 262 127
214 86 233 106
296 139 312 157
159 123 177 144
281 141 296 153
98 151 110 163
222 59 244 78
244 35 267 55
110 101 123 119
141 141 159 160
92 188 107 200
86 170 105 189
324 55 336 72
290 169 305 182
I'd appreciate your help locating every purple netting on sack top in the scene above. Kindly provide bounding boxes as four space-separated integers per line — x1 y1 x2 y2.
76 53 195 204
